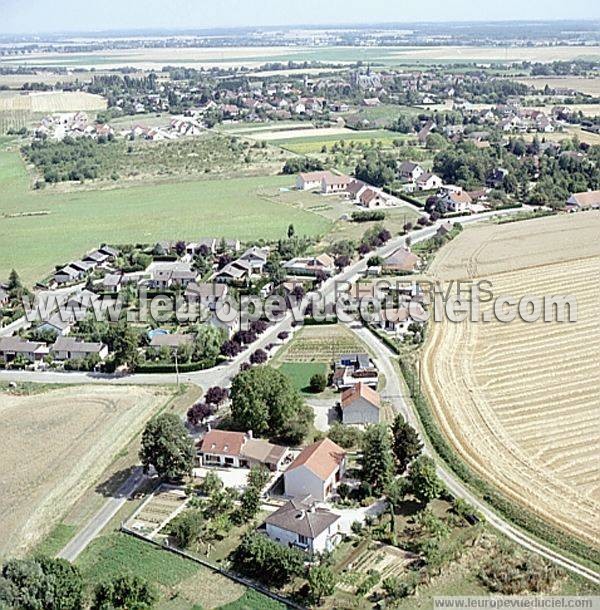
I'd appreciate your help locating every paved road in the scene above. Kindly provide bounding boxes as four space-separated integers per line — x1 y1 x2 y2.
58 467 148 562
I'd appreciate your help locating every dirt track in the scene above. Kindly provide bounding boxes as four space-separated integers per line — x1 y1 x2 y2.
422 212 600 547
0 385 172 558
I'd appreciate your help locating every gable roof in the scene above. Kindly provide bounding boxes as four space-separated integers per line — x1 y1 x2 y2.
265 496 339 539
383 247 420 272
341 382 381 409
567 190 600 208
286 438 345 481
199 429 246 457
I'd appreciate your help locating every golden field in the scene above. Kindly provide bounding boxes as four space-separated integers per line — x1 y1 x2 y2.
422 212 600 547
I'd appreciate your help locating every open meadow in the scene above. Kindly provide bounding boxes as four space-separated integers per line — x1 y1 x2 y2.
0 145 331 284
2 45 599 69
422 212 600 548
0 385 175 559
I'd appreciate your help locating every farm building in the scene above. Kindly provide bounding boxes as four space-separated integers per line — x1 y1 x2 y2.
264 495 341 554
284 438 346 501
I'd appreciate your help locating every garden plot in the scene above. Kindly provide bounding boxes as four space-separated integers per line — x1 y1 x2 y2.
127 486 188 536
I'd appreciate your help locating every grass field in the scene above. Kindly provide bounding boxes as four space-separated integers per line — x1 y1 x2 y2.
278 361 329 393
422 212 600 548
2 45 599 69
269 129 404 154
76 532 254 609
0 145 331 283
0 384 175 559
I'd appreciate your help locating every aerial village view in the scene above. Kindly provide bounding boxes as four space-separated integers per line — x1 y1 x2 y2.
0 1 599 609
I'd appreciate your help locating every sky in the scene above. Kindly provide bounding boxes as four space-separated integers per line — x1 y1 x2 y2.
1 0 599 35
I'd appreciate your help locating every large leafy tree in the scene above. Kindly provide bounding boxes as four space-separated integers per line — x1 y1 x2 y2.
360 423 395 495
231 532 304 588
92 574 156 609
308 565 337 604
0 556 84 610
408 456 444 505
391 415 423 474
230 365 313 442
140 413 195 480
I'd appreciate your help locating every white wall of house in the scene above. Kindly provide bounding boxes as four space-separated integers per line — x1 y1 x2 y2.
284 466 326 500
200 452 241 468
265 522 338 554
342 399 380 425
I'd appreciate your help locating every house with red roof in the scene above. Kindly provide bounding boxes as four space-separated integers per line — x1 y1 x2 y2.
283 438 346 501
340 382 381 425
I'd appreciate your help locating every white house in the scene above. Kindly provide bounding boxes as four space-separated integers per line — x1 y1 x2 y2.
184 282 228 310
416 172 443 191
398 161 424 183
264 496 341 554
284 438 346 501
321 172 352 195
296 171 329 191
340 382 381 425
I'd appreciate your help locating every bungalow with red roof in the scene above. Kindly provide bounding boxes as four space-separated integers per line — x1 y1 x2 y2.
198 429 289 471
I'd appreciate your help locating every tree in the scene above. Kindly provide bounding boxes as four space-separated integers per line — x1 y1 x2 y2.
220 339 241 358
308 565 336 604
168 509 204 548
187 402 213 427
108 321 139 369
249 348 267 364
205 386 228 406
309 372 327 393
230 365 313 442
237 485 261 522
193 325 223 366
247 464 270 491
92 574 156 609
231 532 304 587
140 413 195 480
287 223 295 239
360 424 394 495
0 556 84 610
391 415 423 473
7 269 22 295
407 456 444 505
328 422 364 449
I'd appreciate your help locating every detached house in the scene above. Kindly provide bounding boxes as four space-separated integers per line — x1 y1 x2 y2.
566 190 600 211
441 190 472 213
184 282 228 310
0 337 49 367
264 496 341 554
340 383 381 425
284 438 346 501
398 161 424 183
416 172 442 191
51 337 108 361
321 172 352 195
283 254 335 278
198 429 289 471
296 171 329 191
382 247 420 274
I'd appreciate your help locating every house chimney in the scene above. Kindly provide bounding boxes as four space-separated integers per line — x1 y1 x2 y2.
247 429 253 439
207 423 212 432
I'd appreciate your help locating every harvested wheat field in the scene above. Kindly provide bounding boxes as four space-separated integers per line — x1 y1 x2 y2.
0 91 107 112
0 385 173 558
422 212 600 548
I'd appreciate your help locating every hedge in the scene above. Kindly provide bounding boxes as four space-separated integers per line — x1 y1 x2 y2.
398 357 600 568
135 359 220 373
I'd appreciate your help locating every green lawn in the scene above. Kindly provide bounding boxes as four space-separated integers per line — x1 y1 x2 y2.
271 129 405 154
0 145 331 284
278 361 328 393
32 523 76 557
76 532 283 610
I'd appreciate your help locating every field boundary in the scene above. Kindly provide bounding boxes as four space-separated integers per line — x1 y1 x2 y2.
398 357 600 572
119 526 304 610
